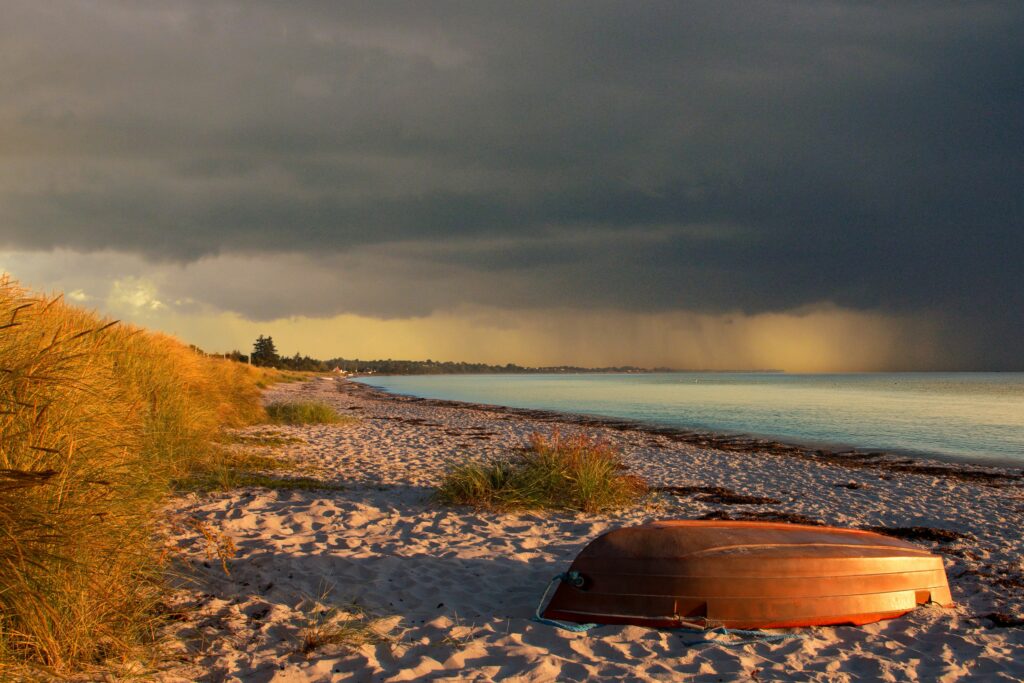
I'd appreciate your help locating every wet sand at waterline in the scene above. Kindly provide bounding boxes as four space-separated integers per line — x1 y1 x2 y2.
160 377 1024 682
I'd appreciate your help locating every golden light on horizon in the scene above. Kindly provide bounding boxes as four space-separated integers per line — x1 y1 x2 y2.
134 302 942 373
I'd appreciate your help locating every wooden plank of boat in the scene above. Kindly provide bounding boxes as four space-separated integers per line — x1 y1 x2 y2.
542 520 953 629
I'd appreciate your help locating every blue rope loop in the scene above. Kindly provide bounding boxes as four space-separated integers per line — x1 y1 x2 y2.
532 572 810 645
674 625 808 648
531 572 599 633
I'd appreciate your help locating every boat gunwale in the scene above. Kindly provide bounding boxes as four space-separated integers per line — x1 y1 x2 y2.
625 541 938 559
556 582 952 601
573 568 946 582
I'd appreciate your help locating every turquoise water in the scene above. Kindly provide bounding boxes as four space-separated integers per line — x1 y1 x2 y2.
355 373 1024 465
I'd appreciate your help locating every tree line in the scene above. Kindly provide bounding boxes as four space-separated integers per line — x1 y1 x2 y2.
217 335 661 375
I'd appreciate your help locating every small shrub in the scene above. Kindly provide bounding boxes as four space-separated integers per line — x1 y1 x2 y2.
437 431 647 513
265 401 349 425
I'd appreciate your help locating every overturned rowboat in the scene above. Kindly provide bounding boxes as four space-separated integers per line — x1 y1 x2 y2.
542 520 952 630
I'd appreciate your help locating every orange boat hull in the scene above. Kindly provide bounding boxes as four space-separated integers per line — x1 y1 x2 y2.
542 520 953 630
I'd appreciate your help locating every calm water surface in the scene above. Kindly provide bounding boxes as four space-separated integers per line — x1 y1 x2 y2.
355 373 1024 465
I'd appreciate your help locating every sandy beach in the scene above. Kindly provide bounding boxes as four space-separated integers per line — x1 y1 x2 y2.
159 377 1024 682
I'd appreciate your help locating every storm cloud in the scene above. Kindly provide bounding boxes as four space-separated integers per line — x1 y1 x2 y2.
1 1 1021 368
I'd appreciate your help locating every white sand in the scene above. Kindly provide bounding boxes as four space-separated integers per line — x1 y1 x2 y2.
159 377 1024 682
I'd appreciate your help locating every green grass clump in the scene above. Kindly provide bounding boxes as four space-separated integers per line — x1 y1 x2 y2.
255 372 307 389
224 431 307 448
183 469 344 493
0 277 271 676
176 445 343 493
266 401 350 425
173 447 293 492
227 475 345 492
436 431 648 513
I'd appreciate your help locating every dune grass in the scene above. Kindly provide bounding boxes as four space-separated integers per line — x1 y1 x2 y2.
436 431 648 513
0 277 274 677
265 400 350 425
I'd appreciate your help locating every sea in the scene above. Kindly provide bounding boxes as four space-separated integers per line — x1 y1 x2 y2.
354 373 1024 466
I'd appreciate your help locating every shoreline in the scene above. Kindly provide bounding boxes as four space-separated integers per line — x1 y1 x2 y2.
159 376 1024 682
345 379 1023 482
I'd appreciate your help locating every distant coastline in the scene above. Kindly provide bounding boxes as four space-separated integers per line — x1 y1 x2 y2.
336 361 785 375
214 333 791 374
219 348 782 375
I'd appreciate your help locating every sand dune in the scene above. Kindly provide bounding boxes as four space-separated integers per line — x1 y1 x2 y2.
159 377 1024 682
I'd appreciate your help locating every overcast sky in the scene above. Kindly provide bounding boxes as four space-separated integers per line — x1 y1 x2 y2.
2 1 1021 370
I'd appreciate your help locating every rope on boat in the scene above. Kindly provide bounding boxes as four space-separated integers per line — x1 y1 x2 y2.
531 572 600 632
531 572 809 646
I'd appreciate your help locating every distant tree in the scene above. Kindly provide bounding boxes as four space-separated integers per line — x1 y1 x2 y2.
226 349 248 363
251 335 280 367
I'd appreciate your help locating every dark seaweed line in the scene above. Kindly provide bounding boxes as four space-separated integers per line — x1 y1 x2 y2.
339 380 1023 483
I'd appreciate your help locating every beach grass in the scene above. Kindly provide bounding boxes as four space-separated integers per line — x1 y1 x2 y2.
297 593 400 656
265 400 350 425
224 431 306 448
226 474 345 492
176 446 344 492
436 431 648 513
0 277 274 676
173 446 293 492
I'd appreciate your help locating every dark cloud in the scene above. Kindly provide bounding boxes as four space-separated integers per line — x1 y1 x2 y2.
0 1 1021 367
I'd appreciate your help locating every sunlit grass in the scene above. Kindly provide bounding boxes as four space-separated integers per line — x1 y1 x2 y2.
223 431 306 448
0 277 276 676
437 431 648 513
265 401 352 425
173 446 293 493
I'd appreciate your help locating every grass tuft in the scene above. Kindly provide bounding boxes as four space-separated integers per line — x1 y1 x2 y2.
436 430 648 513
172 446 294 493
223 431 306 448
265 401 351 425
297 591 400 656
215 474 345 492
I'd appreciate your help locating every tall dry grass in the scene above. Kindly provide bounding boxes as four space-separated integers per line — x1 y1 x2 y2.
0 277 272 676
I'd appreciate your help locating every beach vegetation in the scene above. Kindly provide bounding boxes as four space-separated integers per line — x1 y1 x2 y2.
0 278 274 676
265 401 351 425
173 446 292 492
225 474 345 492
297 592 401 656
223 430 307 448
254 371 308 389
436 431 648 512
